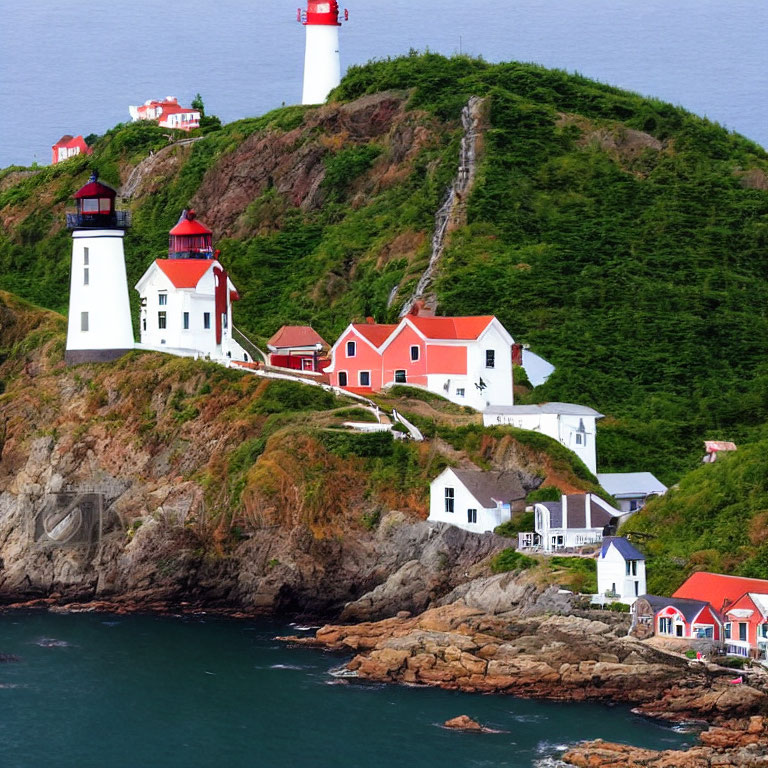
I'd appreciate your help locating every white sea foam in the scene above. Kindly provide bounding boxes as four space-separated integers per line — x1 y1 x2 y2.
509 713 543 723
536 741 569 754
270 663 306 670
34 638 70 648
293 625 320 632
533 758 569 768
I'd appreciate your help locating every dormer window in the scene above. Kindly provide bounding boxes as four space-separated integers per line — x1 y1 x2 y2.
346 340 356 357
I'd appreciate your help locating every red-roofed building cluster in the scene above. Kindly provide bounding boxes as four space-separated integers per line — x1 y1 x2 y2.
632 571 768 660
128 97 200 132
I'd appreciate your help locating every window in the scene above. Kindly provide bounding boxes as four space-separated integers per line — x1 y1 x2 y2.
575 433 584 445
80 311 88 332
83 267 89 285
696 626 713 639
634 581 639 596
485 349 495 368
158 293 168 306
203 312 211 330
83 247 89 265
456 388 465 397
346 341 356 357
444 488 454 514
659 617 672 635
675 624 684 638
359 371 371 387
158 311 167 329
338 372 348 387
82 198 98 213
629 499 640 511
394 370 407 383
222 312 228 329
142 317 146 332
626 560 638 577
410 345 420 361
99 197 111 213
739 623 748 642
183 312 190 330
725 623 731 640
467 509 477 524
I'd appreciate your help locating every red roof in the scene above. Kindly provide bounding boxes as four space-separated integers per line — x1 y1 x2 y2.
673 572 768 612
155 259 212 288
169 210 212 236
74 177 117 199
269 325 328 350
352 323 399 347
408 315 495 340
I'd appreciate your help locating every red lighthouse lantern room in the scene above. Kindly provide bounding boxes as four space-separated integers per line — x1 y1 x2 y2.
168 209 213 259
68 172 129 229
300 1 343 25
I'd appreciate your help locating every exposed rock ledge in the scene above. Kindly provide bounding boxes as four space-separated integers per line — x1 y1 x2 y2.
281 601 768 765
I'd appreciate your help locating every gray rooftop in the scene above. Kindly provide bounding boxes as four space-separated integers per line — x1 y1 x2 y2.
450 469 526 508
485 402 604 418
597 472 667 498
601 537 646 560
638 594 715 624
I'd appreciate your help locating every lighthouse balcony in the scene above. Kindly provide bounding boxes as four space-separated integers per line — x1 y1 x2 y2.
66 211 131 230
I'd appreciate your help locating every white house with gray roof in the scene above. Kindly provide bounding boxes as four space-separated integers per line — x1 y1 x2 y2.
597 472 667 515
482 403 603 475
518 493 619 552
428 467 526 534
596 537 647 605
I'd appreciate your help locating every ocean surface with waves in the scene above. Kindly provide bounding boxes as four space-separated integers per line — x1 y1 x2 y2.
0 0 766 168
0 612 692 768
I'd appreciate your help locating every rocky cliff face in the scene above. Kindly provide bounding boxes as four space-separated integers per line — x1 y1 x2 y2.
1 294 564 618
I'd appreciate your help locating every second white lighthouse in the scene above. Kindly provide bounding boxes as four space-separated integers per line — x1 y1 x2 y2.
299 1 348 105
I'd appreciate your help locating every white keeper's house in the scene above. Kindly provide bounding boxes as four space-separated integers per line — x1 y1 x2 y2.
596 537 647 605
135 210 249 362
428 467 526 534
483 403 603 475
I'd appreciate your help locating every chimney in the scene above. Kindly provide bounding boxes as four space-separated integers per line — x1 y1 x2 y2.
365 316 375 324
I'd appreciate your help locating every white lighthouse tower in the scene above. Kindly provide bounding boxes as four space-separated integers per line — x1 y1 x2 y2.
299 1 348 104
65 173 134 364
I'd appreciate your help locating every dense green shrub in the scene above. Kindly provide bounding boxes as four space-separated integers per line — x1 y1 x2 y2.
526 485 561 503
494 510 534 538
490 548 536 573
251 380 336 414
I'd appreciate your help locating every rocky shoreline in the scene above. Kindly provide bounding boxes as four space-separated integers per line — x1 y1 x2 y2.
279 600 768 767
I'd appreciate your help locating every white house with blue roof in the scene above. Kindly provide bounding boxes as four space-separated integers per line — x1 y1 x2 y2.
596 537 646 605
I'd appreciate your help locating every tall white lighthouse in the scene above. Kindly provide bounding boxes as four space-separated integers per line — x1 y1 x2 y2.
65 173 134 364
299 1 348 104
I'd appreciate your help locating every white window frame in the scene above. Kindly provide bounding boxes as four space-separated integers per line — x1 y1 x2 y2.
158 292 168 306
467 508 477 524
80 311 89 332
183 312 190 330
444 488 454 514
358 370 371 387
485 349 495 368
346 340 356 358
394 369 407 383
410 345 420 361
456 388 465 397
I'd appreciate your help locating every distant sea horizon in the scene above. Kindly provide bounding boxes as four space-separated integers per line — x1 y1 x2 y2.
0 0 766 169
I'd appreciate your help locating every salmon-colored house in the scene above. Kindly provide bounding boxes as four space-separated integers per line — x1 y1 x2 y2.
723 593 768 659
325 309 516 411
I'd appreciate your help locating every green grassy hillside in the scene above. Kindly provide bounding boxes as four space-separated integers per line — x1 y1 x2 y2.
625 444 768 591
1 53 767 485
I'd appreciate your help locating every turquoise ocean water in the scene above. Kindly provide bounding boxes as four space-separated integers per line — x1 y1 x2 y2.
0 612 692 768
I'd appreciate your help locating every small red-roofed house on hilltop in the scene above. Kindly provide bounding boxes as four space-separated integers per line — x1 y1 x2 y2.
325 307 515 410
267 326 329 373
128 97 200 131
52 135 92 165
135 209 248 362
